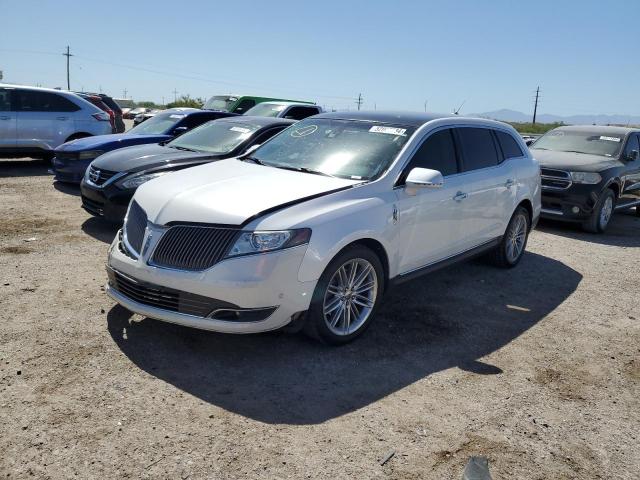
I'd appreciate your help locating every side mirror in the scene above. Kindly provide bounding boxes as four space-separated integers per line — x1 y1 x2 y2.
404 167 444 195
625 150 639 162
172 126 188 136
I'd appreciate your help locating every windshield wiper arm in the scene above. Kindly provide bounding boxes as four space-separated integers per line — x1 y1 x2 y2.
275 165 336 177
241 156 265 165
168 145 197 152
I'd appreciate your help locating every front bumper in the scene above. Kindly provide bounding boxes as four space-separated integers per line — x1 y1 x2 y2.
106 232 316 334
541 184 603 221
80 179 133 223
51 157 92 184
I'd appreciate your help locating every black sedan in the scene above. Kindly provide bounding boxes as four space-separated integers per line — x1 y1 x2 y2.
533 125 640 232
80 116 296 223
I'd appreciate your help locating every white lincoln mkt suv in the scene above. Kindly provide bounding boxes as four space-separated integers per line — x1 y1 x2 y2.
106 112 541 344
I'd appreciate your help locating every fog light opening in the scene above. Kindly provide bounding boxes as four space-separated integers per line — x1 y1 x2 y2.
571 206 580 214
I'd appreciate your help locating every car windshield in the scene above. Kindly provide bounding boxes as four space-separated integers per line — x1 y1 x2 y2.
167 120 259 154
203 95 236 111
128 111 186 135
249 118 415 180
531 130 625 157
244 103 287 117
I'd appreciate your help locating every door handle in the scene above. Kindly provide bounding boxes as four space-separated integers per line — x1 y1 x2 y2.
56 116 68 120
0 116 10 120
505 178 516 188
453 191 468 201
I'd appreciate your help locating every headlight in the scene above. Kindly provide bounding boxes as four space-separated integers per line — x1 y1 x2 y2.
118 171 169 189
225 229 311 258
78 150 104 160
570 172 602 184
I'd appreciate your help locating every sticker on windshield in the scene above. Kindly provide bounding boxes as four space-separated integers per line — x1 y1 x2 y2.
169 114 186 119
291 125 318 137
230 126 251 134
599 136 621 142
369 126 407 136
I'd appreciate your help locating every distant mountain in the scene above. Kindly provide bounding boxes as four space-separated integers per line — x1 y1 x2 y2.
472 109 640 126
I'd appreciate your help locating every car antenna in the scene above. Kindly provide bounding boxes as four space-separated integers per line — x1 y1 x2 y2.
453 100 466 115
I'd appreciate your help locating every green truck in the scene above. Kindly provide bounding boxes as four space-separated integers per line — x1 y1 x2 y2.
203 94 315 114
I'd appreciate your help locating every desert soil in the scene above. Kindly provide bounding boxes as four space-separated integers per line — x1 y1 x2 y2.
1 158 639 479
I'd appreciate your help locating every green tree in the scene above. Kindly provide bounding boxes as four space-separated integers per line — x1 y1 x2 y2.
165 95 204 109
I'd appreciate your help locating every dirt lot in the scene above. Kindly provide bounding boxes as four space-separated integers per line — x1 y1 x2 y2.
1 158 639 479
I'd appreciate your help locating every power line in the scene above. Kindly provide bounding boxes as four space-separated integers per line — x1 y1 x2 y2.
62 46 73 90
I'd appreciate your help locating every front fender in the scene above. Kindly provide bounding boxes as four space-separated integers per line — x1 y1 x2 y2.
296 197 398 283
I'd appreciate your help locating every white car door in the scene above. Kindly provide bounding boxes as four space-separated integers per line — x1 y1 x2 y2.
15 90 74 151
454 127 517 247
0 88 16 148
394 128 470 273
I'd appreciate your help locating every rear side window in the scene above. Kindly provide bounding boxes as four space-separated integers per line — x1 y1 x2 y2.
284 106 320 120
0 89 10 111
456 127 500 171
402 128 458 180
495 130 524 159
16 90 79 112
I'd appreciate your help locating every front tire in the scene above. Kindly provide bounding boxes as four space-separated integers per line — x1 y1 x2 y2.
304 245 384 345
582 189 615 233
491 206 530 268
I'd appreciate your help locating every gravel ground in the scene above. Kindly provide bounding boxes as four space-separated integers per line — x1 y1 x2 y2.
1 158 639 479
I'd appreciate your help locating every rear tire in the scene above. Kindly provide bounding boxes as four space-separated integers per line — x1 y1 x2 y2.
490 206 530 268
582 189 615 233
304 245 384 345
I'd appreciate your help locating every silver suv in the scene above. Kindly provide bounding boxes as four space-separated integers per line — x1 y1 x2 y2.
0 84 113 160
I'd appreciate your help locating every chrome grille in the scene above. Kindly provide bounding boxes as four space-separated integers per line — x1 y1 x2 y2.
124 201 147 255
87 165 118 186
108 268 236 317
541 168 572 190
151 225 239 271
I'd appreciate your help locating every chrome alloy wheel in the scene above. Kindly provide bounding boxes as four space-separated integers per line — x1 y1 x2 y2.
600 196 613 227
506 213 527 263
323 258 378 336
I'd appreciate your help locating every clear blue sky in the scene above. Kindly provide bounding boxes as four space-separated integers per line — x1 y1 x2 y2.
1 0 638 116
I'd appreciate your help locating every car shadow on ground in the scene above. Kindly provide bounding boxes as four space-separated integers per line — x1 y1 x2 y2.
53 181 80 196
81 217 119 244
107 251 581 425
0 159 51 177
537 209 640 247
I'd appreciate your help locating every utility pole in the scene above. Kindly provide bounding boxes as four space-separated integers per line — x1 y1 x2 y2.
123 88 128 99
424 100 428 112
355 93 363 111
62 46 73 90
532 86 540 125
162 96 165 107
172 89 179 103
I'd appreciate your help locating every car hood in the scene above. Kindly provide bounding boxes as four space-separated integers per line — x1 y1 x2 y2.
133 159 361 226
91 144 216 173
55 133 173 153
532 149 622 172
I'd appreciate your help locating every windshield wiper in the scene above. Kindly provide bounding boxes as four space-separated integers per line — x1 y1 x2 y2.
241 156 265 165
563 150 589 155
168 145 196 152
275 165 336 178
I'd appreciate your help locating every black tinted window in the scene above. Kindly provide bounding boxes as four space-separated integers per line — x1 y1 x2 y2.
17 90 79 112
233 99 256 113
403 129 458 179
0 89 10 111
457 127 499 171
623 134 639 158
285 106 320 120
496 130 524 159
